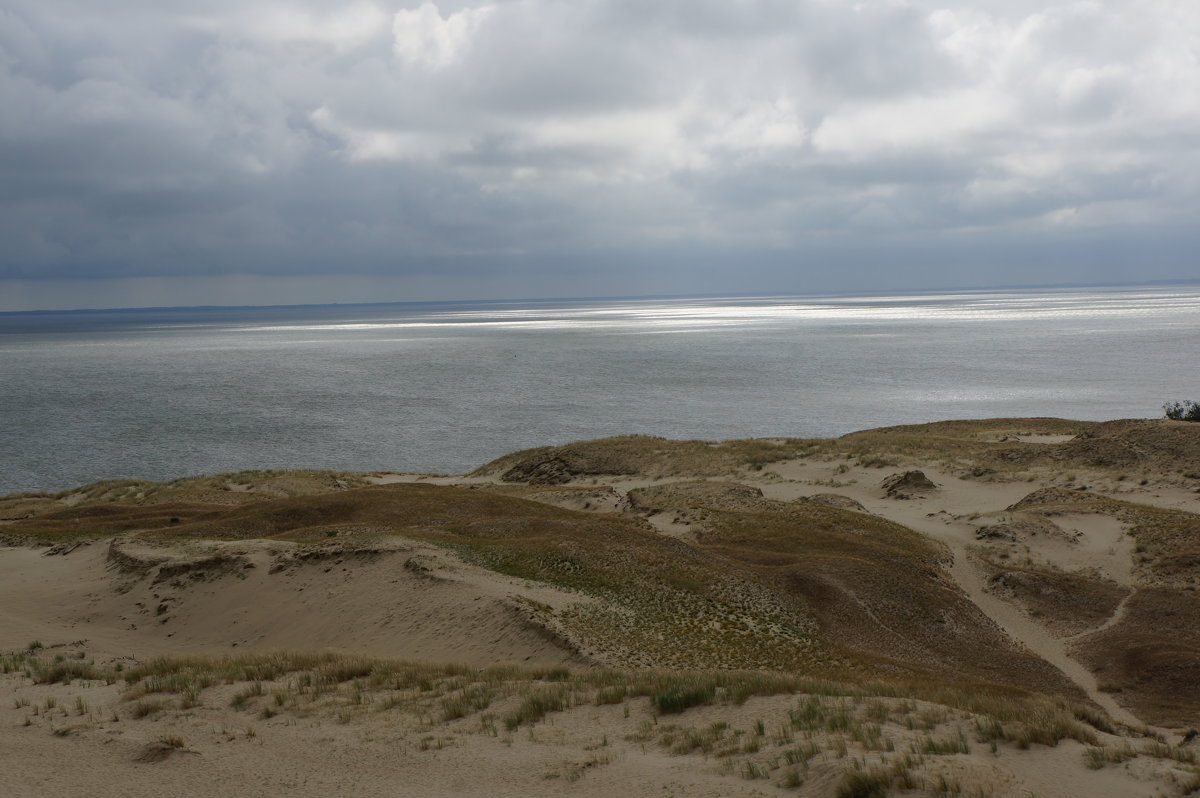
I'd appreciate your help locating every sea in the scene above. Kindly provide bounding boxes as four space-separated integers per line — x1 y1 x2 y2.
2 285 1198 496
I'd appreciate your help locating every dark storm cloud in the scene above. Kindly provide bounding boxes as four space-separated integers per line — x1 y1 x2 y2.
1 0 1198 306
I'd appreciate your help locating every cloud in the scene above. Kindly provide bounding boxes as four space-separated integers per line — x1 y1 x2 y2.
811 90 1014 154
0 0 1198 306
392 2 492 68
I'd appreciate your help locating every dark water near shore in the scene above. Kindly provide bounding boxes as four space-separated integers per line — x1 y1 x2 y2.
2 285 1198 495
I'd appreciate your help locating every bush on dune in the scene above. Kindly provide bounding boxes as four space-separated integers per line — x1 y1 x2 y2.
1163 400 1200 422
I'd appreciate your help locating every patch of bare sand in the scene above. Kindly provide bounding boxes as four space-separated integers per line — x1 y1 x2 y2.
993 739 1166 798
640 511 697 541
1110 482 1200 515
1031 514 1134 585
983 432 1078 444
0 700 752 798
523 487 628 514
0 541 592 667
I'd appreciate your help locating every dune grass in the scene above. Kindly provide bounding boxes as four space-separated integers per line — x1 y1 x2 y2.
13 644 1193 793
6 648 1109 751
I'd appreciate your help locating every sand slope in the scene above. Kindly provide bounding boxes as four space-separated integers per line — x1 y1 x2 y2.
0 539 588 667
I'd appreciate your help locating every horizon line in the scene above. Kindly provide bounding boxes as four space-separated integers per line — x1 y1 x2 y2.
2 277 1198 317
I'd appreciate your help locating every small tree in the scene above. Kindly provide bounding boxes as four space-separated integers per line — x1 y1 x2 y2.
1163 400 1200 422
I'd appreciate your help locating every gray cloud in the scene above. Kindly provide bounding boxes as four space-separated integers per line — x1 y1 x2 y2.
1 0 1198 308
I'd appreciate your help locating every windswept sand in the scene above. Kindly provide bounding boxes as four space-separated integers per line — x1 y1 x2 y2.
5 419 1200 797
0 539 589 667
0 657 1178 798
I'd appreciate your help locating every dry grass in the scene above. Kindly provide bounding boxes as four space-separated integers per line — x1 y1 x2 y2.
468 416 1200 484
133 735 187 763
0 470 373 542
10 644 1168 796
1072 587 1200 727
0 465 1115 693
472 435 821 482
977 560 1128 638
1083 739 1200 793
4 649 1107 749
677 494 1076 693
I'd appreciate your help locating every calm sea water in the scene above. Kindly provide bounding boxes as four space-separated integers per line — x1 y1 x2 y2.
2 286 1198 495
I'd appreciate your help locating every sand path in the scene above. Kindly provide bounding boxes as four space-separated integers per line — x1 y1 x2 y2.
754 460 1150 728
1064 588 1137 644
941 539 1140 727
857 504 1141 728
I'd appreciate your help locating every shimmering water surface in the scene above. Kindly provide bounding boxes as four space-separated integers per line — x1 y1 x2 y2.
2 286 1198 495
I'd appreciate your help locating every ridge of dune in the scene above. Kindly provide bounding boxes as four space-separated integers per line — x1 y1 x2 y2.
0 536 591 668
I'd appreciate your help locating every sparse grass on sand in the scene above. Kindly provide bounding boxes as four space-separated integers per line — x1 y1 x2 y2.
5 649 1109 744
7 648 1197 796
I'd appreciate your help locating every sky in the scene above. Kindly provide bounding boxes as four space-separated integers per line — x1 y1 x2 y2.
2 0 1199 311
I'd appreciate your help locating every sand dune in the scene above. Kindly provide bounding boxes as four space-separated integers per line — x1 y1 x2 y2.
4 417 1200 796
0 538 588 668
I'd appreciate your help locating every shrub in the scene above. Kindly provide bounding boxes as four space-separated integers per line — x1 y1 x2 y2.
441 684 493 721
130 699 164 718
1163 400 1200 421
134 735 186 763
653 684 716 715
503 686 567 730
836 769 891 798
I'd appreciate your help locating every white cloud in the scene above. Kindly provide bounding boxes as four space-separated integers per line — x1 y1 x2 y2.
703 99 808 155
266 2 389 50
182 3 391 51
309 105 467 161
811 90 1014 155
392 2 494 69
